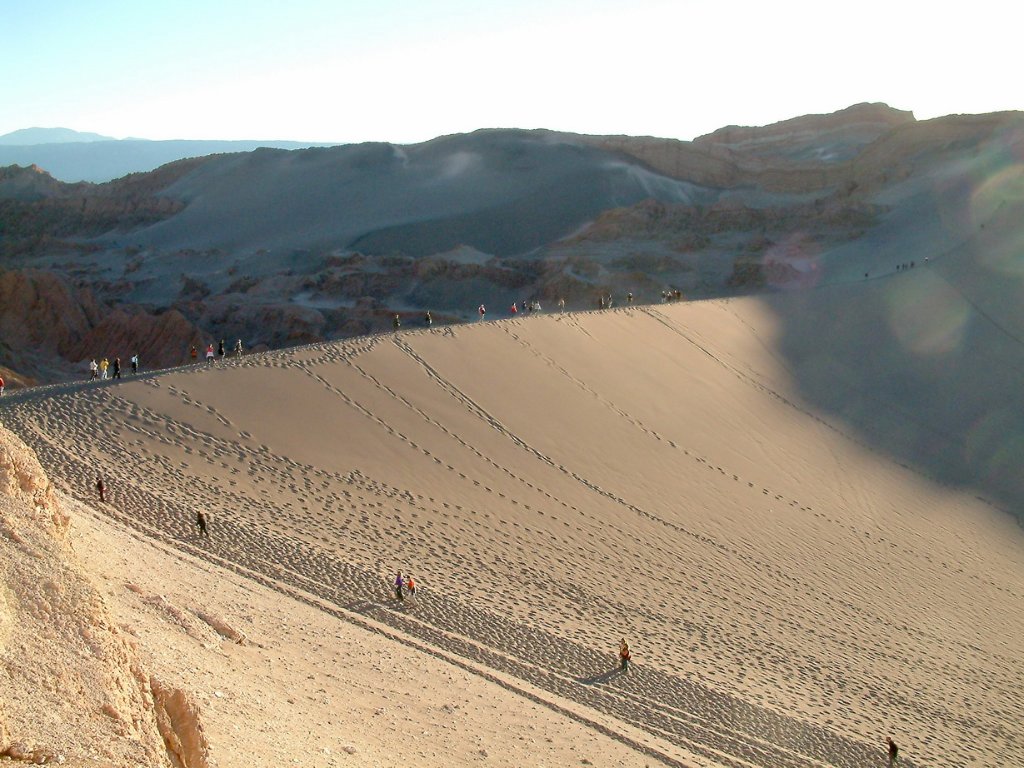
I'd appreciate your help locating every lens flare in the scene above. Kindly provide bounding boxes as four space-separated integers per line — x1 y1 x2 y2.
762 233 822 291
970 163 1024 277
886 277 969 358
965 408 1024 486
933 125 1024 252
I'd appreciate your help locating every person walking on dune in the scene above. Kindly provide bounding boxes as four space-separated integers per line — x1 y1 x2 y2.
394 570 405 601
96 475 106 503
196 510 209 537
234 338 244 357
112 357 121 379
89 359 98 380
0 375 4 396
478 304 486 321
218 339 226 360
558 297 565 313
99 358 109 380
424 311 432 327
205 344 215 364
130 354 139 375
618 638 631 673
887 737 899 766
393 314 401 330
406 575 416 600
190 345 198 364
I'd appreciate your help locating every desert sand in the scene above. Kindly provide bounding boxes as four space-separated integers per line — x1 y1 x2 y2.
2 292 1023 767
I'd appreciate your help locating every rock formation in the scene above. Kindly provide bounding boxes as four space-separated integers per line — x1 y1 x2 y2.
0 424 207 767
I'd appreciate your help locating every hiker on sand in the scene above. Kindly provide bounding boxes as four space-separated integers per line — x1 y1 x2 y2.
234 338 243 356
218 339 226 359
112 357 121 379
190 345 198 363
96 475 106 503
130 354 139 374
394 570 405 601
0 375 4 396
196 511 209 537
205 344 215 363
99 358 109 380
887 737 899 766
424 311 432 327
618 638 631 672
558 297 565 313
406 575 416 599
393 314 401 330
478 304 486 321
89 359 98 380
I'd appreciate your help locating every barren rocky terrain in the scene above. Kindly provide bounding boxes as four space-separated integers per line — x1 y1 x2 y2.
1 103 1022 389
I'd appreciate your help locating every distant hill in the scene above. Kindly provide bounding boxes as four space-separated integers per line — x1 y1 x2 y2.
0 127 116 145
0 135 338 182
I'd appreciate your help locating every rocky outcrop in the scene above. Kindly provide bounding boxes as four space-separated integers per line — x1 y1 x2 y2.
68 306 202 370
0 424 205 767
0 269 103 354
151 677 211 768
0 164 86 202
0 269 204 382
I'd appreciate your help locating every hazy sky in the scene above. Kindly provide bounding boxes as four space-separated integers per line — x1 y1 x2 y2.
2 0 1017 144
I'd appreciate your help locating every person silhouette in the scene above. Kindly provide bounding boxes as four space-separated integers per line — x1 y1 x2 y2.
887 737 899 766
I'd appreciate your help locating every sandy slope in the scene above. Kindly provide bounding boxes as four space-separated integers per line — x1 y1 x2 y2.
68 497 678 768
3 297 1023 768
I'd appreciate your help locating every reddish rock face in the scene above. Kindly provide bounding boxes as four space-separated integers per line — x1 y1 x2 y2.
0 269 101 353
68 307 202 371
0 269 203 381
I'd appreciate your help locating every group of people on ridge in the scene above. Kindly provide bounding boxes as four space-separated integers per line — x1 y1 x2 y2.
189 339 243 364
89 354 139 380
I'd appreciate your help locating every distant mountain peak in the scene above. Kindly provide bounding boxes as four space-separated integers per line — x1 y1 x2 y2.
0 127 117 146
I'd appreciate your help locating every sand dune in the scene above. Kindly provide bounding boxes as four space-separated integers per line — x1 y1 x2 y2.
3 294 1023 767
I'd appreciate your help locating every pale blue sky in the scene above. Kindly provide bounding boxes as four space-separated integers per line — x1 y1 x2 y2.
1 0 1018 143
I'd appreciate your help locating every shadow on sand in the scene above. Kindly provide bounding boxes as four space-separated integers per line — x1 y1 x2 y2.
578 668 625 685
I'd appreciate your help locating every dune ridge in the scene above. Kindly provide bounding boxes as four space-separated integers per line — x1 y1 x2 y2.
2 298 1022 767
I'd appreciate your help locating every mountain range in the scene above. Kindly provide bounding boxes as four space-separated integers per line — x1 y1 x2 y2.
0 127 335 183
0 127 118 145
1 103 1022 391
